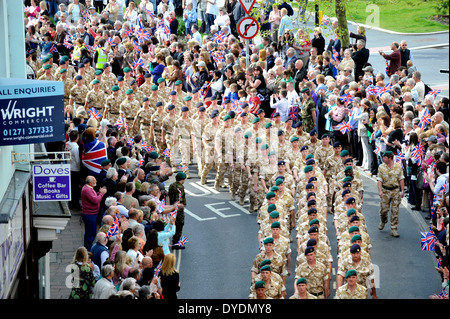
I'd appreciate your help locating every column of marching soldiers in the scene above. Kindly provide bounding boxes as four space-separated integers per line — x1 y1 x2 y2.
33 53 375 299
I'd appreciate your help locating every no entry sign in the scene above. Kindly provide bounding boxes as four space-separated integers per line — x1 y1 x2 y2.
238 17 259 40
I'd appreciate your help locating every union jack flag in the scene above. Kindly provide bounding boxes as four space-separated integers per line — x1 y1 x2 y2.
154 260 162 276
106 37 115 47
49 44 58 54
114 116 127 130
88 107 102 120
366 85 379 96
331 46 339 62
232 99 243 114
289 105 299 120
132 39 142 53
137 18 144 31
377 83 391 97
127 138 134 146
374 144 381 156
81 139 108 175
211 30 226 44
396 150 405 160
394 155 403 167
320 15 329 26
421 227 436 251
141 141 154 152
63 35 73 49
199 82 211 100
133 57 144 68
385 60 389 76
211 51 225 64
136 30 150 44
339 93 354 104
170 207 178 219
138 158 144 167
178 164 188 171
336 121 352 134
106 216 119 239
163 148 172 158
438 182 448 195
426 89 442 98
173 236 189 247
418 107 431 129
142 7 154 20
412 149 423 166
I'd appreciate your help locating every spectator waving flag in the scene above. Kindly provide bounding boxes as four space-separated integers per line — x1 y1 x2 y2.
374 143 381 156
420 228 437 251
49 44 58 54
366 85 379 96
211 51 225 65
88 107 102 120
336 121 352 134
331 46 339 62
143 7 154 20
170 207 178 219
199 82 211 100
63 35 73 49
114 116 127 130
418 107 431 129
232 99 243 114
211 30 226 44
132 39 142 53
106 216 119 239
136 29 150 44
377 83 391 97
154 260 162 276
81 139 108 175
133 57 144 68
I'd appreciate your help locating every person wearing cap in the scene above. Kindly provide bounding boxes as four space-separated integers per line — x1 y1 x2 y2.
38 63 57 81
146 101 165 155
283 136 302 180
300 87 316 133
339 225 372 258
252 237 288 286
85 78 106 116
289 277 317 299
122 67 133 91
101 63 116 95
132 97 154 144
304 128 320 156
200 110 221 185
213 114 235 190
174 106 193 178
249 262 285 299
314 133 334 171
249 280 268 299
119 89 141 136
266 221 292 273
257 193 287 225
322 141 344 213
338 234 371 263
57 68 74 121
335 269 369 299
191 106 208 177
229 126 245 201
295 236 331 276
69 74 90 113
294 245 330 298
168 172 187 249
337 244 377 298
377 150 405 237
259 210 290 246
159 103 177 171
104 85 122 124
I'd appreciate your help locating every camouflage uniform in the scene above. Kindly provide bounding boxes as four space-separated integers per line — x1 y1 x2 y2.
249 273 285 299
134 106 153 142
174 115 193 171
119 96 141 137
104 92 122 125
161 113 178 169
335 283 368 299
150 110 166 154
295 260 329 299
200 121 220 184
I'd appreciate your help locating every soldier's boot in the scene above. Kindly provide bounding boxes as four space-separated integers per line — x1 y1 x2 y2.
390 229 399 237
239 197 245 206
200 175 207 185
378 222 385 230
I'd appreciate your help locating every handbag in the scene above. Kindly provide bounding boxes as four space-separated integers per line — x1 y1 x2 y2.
416 169 424 190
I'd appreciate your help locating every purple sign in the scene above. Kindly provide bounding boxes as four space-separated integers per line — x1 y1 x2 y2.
33 164 71 201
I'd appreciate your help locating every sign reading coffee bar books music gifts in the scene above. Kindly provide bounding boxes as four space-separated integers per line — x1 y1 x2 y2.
0 78 64 146
33 164 71 201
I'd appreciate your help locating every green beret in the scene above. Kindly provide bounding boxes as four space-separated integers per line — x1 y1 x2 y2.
92 79 100 85
382 151 393 157
260 265 272 272
275 178 284 186
264 122 272 129
344 166 353 172
123 67 131 73
260 259 272 267
305 154 314 160
176 172 187 181
43 64 52 70
61 55 70 61
346 208 357 216
244 131 252 139
304 165 313 173
290 136 299 142
349 226 359 233
263 237 274 245
340 150 349 157
267 151 276 157
301 87 310 93
267 204 277 212
266 191 276 199
59 68 67 73
254 280 265 289
271 221 281 228
345 269 357 278
126 89 134 95
270 186 279 192
309 218 319 226
94 70 103 75
42 57 50 63
157 77 166 83
151 84 158 91
343 176 353 182
148 151 159 159
255 137 263 143
223 114 231 121
261 143 269 150
252 117 260 124
111 85 120 92
116 157 127 166
296 278 307 285
101 159 111 166
184 95 192 101
351 234 362 243
269 211 279 218
175 80 183 85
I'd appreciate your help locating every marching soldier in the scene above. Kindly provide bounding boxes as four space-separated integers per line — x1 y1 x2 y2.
85 79 106 115
132 97 153 143
69 75 89 118
119 89 141 137
149 101 166 153
200 111 220 185
104 85 122 125
161 104 178 170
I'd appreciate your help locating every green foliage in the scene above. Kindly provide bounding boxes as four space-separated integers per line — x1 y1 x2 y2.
433 0 449 15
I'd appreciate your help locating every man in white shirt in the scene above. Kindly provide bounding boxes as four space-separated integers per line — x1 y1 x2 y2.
270 89 290 122
286 81 300 110
66 130 81 209
412 71 425 103
190 23 203 44
205 0 218 34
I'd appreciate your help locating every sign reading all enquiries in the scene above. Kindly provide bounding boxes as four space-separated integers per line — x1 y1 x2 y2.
0 78 64 146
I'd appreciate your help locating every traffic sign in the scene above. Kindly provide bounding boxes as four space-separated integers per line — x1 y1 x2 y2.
238 0 257 15
237 17 259 40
